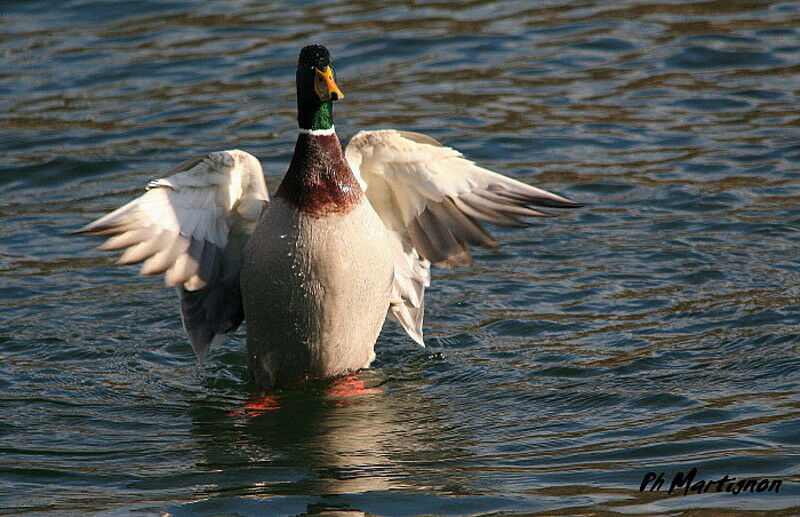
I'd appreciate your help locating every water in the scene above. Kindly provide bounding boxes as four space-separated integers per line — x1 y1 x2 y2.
2 0 799 515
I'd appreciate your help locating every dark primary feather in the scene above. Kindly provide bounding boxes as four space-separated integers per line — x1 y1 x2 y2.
178 267 243 359
416 208 472 267
408 184 580 267
426 198 497 249
451 194 527 228
407 218 447 265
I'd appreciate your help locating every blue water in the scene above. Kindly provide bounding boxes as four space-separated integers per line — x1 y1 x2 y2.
2 0 799 515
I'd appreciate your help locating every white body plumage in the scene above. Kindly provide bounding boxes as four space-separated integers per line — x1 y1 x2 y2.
241 197 394 387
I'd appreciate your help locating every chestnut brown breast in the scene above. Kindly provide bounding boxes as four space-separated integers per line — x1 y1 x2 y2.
276 132 363 217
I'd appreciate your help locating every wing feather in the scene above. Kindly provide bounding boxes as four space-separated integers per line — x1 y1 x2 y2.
75 149 269 357
416 208 472 267
428 198 497 249
407 218 447 267
345 129 579 345
140 232 183 275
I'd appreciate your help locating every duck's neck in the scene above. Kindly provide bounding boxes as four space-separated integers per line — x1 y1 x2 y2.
298 99 333 131
276 129 363 217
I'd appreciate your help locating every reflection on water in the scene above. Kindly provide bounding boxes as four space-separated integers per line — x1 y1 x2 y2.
189 375 471 499
1 0 799 515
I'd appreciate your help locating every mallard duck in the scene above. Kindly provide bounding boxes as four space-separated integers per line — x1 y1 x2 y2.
77 45 579 388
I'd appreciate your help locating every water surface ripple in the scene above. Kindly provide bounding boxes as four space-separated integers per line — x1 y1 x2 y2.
1 0 799 515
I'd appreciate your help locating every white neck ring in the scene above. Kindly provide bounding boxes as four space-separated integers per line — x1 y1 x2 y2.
299 126 336 136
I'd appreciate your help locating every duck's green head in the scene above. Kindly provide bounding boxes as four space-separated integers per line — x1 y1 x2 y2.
296 45 344 131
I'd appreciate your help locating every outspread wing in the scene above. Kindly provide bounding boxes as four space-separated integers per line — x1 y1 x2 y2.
75 149 269 357
345 129 579 345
